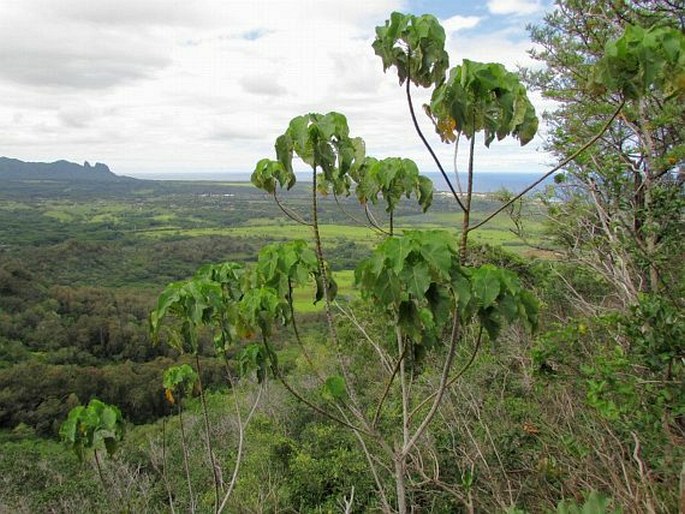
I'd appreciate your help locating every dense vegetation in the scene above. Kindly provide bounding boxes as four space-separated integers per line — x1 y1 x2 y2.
1 2 683 513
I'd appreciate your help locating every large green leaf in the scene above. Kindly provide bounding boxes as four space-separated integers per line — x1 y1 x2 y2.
260 112 365 197
356 157 433 215
163 364 198 396
593 25 685 99
373 12 449 88
59 399 124 461
471 265 501 309
427 60 538 146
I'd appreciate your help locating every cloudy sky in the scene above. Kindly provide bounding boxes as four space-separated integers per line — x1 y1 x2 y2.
0 0 555 178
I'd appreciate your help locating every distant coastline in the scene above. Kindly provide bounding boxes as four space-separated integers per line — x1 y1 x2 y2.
122 171 555 193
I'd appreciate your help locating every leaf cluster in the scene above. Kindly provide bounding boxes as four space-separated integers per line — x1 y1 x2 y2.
253 112 366 197
59 398 124 461
354 157 433 214
592 24 685 99
427 60 538 146
372 11 449 88
356 231 538 346
162 364 198 405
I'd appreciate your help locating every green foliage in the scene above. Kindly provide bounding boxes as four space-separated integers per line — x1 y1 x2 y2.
355 230 538 344
150 278 224 353
236 343 268 383
592 24 685 99
321 375 347 402
253 112 366 196
162 364 198 404
427 59 539 146
372 11 449 88
354 157 433 213
355 230 460 346
59 398 124 461
582 295 684 441
256 240 336 306
624 294 684 376
150 262 249 354
285 422 376 512
251 158 295 193
238 286 289 338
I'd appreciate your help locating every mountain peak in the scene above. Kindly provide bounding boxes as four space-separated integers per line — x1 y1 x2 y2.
0 157 120 182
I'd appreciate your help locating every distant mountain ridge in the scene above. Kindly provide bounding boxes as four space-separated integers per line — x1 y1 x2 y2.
0 157 127 182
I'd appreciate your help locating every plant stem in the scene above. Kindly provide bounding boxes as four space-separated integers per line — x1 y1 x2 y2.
459 133 476 264
161 419 177 514
404 59 467 213
288 278 323 383
408 325 483 423
93 448 107 493
395 456 408 514
310 165 362 412
195 354 221 513
217 382 263 514
403 309 461 456
372 343 408 428
178 406 196 514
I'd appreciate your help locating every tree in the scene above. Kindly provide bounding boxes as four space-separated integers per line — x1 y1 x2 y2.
525 0 685 307
151 264 263 514
247 16 540 507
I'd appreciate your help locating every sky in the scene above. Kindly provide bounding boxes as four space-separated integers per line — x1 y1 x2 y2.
0 0 556 178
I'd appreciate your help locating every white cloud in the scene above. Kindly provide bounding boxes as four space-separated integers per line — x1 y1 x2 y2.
238 75 288 97
0 1 555 175
442 15 481 33
487 0 543 16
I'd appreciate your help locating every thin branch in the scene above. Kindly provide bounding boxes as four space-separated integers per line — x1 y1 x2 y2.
459 131 476 264
178 406 196 514
469 100 625 232
372 343 409 428
195 355 222 513
288 279 325 383
405 51 467 213
365 204 391 236
273 191 312 226
159 419 177 514
334 301 393 374
261 333 374 437
311 166 365 414
333 191 378 232
352 430 393 513
453 133 464 195
218 382 263 514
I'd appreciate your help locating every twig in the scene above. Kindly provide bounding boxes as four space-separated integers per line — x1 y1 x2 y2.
334 301 393 374
403 310 461 456
273 191 311 226
469 100 625 232
365 205 391 236
372 343 409 428
261 333 374 437
333 191 378 232
218 382 264 514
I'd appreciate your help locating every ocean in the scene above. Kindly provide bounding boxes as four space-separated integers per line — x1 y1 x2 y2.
124 171 554 194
